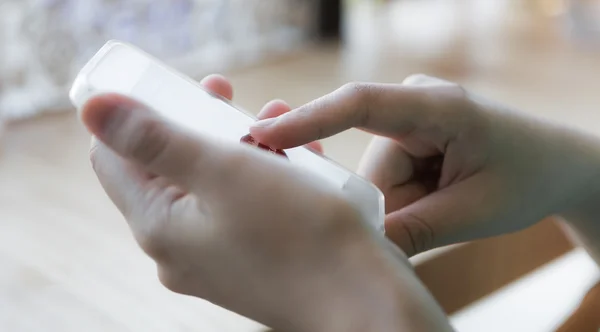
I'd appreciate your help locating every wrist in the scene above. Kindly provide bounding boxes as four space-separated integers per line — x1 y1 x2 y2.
550 128 600 218
305 233 453 332
554 130 600 264
261 203 452 332
560 153 600 224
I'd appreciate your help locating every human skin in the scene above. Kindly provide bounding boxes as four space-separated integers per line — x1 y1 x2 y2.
82 72 600 331
81 75 453 332
251 74 600 262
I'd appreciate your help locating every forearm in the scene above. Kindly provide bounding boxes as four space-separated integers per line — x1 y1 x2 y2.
263 289 453 332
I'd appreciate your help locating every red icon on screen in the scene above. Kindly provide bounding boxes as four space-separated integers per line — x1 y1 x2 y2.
240 134 288 159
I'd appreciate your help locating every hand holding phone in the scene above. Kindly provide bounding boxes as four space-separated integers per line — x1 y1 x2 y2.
70 40 384 231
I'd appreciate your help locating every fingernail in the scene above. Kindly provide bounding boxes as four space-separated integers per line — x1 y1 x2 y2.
251 117 277 129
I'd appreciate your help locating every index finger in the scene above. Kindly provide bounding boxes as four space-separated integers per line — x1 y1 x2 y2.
249 82 463 149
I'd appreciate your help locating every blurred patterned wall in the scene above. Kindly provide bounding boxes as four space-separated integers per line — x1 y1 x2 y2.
0 0 314 120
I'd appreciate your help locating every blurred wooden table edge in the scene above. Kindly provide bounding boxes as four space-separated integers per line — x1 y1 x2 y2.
414 218 575 314
555 280 600 332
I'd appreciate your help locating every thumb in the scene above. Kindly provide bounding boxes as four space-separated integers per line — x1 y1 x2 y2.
385 174 496 257
81 93 226 190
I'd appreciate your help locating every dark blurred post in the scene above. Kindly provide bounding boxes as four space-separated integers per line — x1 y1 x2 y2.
315 0 342 41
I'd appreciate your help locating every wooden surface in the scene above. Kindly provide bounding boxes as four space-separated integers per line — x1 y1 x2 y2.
415 219 574 314
450 248 600 331
556 281 600 332
3 1 600 330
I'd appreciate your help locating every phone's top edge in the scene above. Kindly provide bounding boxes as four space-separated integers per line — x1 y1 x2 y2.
69 40 141 109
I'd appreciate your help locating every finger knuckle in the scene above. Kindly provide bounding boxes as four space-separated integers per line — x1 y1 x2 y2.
403 73 434 85
443 83 469 102
157 267 189 294
125 118 170 166
403 74 463 89
340 81 372 101
136 225 171 262
399 213 435 255
436 86 469 113
410 78 471 124
437 85 482 128
339 82 377 126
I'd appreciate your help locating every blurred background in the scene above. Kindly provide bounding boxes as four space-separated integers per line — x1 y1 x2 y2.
1 0 600 331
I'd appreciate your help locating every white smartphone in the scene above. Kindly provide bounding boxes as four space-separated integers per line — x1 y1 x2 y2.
69 40 385 231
